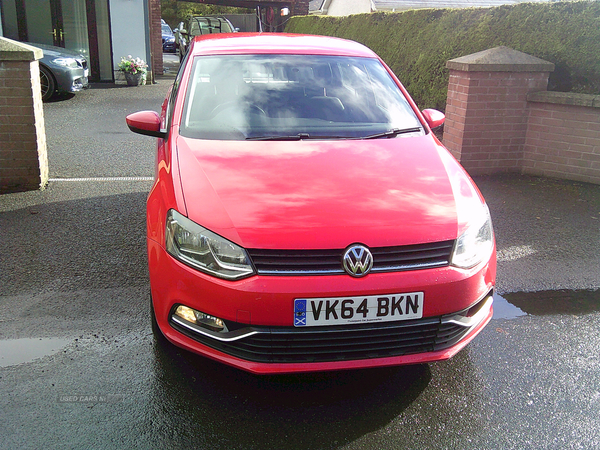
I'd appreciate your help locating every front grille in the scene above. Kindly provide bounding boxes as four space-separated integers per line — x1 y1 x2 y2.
248 240 455 276
170 315 472 364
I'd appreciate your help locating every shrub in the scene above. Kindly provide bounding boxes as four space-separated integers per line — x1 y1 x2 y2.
285 1 600 110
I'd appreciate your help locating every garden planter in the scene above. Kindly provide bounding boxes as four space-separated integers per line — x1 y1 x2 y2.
124 72 144 86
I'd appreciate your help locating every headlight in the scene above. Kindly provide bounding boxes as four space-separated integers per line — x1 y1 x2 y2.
451 203 494 269
52 57 79 68
165 209 255 280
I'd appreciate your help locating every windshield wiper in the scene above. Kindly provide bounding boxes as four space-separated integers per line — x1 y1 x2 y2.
246 134 307 141
361 127 422 140
246 127 422 141
246 133 348 141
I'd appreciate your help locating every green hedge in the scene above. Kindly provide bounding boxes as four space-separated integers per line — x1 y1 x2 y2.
285 1 600 110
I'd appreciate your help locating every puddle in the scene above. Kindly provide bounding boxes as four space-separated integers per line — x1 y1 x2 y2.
493 293 527 319
493 290 600 319
0 338 71 368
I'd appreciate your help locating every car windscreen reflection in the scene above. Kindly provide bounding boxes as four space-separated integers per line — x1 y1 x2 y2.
181 55 423 140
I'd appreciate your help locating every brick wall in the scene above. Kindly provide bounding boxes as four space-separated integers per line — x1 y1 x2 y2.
445 70 551 173
443 47 600 185
443 47 553 175
0 39 48 193
522 93 600 184
292 0 310 15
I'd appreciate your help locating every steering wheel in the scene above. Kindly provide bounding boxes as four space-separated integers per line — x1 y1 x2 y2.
210 101 266 118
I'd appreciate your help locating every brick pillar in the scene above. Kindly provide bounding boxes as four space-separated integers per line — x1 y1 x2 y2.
149 0 163 78
443 47 554 175
0 38 48 193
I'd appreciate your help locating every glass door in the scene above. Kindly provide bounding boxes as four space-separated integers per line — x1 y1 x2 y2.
24 0 90 56
61 0 90 57
24 0 56 46
1 0 112 81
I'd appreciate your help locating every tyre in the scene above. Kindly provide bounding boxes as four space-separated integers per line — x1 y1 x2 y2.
150 295 169 344
39 65 56 102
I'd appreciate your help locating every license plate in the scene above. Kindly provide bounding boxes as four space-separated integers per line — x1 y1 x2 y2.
294 292 424 327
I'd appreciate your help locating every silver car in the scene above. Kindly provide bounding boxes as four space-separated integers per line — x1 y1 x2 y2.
28 43 89 101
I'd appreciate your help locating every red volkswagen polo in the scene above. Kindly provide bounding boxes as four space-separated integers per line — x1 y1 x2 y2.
127 33 496 374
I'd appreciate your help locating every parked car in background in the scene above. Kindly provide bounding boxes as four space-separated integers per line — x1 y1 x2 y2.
126 33 496 374
176 16 237 60
162 21 176 53
29 43 89 101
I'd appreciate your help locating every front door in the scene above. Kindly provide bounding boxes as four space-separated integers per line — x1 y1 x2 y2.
17 0 89 54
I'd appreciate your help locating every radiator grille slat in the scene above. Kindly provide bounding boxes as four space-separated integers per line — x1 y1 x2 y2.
248 240 455 276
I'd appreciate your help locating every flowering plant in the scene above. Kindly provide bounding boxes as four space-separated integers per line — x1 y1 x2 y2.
118 55 148 74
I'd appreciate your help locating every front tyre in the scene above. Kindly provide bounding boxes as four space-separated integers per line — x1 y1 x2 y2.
150 295 170 345
39 65 56 102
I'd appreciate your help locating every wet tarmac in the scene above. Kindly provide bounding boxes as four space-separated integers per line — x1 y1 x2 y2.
1 56 599 449
1 289 599 449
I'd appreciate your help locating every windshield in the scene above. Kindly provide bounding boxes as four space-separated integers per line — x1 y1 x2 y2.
180 55 422 140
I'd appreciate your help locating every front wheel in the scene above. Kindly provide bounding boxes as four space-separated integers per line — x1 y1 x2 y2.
150 296 170 345
39 65 56 102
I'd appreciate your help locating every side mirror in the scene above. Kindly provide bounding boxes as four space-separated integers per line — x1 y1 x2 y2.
421 109 445 130
126 111 166 139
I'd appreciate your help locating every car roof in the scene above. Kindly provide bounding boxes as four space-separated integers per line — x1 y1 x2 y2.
189 33 378 58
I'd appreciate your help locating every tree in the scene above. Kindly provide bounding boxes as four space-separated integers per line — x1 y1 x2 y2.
161 0 251 28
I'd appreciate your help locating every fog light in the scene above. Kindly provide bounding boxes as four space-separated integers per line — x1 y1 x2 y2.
174 305 226 332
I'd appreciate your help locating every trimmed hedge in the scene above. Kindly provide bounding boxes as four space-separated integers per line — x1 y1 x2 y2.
285 1 600 110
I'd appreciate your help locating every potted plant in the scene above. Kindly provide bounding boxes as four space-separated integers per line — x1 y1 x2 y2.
118 55 148 86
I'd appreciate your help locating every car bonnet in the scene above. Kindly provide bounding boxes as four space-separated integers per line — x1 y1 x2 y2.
175 135 462 250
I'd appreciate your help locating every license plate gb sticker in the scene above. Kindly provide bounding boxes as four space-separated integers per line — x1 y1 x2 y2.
294 299 307 326
294 293 424 327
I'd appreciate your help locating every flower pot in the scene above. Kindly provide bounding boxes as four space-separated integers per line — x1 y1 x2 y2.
124 72 144 86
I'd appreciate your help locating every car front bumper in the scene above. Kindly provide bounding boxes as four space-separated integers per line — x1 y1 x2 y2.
53 65 89 94
148 238 496 374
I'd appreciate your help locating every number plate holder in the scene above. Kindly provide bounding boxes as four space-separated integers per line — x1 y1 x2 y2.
294 292 424 327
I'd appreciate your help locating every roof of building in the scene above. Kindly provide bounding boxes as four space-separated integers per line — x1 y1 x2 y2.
309 0 326 12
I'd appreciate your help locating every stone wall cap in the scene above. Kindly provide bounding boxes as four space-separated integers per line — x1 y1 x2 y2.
0 37 43 61
446 46 555 72
528 91 600 108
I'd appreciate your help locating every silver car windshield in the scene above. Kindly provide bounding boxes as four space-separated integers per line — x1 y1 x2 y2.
180 55 422 140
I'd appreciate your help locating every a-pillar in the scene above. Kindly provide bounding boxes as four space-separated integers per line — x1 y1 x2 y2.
443 46 554 175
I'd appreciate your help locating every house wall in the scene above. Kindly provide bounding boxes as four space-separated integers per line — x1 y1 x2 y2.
327 0 371 16
109 0 151 80
292 0 311 16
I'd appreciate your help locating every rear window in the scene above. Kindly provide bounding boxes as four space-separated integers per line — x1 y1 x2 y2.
180 54 422 140
189 18 233 36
